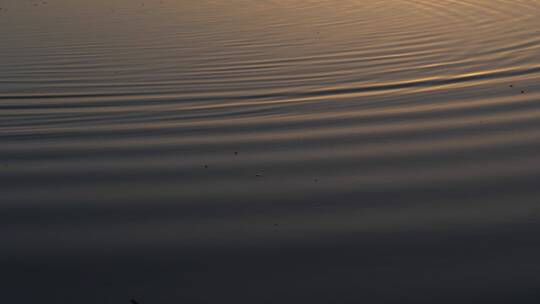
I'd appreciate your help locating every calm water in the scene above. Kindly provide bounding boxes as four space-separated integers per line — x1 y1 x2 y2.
2 0 540 303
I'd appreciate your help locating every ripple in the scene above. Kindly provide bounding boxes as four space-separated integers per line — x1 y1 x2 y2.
2 0 540 303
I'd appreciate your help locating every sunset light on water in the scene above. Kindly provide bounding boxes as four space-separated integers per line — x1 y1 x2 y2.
1 1 540 303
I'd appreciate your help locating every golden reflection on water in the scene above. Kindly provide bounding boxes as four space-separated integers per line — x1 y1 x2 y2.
1 0 540 303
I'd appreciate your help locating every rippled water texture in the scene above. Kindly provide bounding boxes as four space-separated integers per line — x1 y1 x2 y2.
2 0 540 303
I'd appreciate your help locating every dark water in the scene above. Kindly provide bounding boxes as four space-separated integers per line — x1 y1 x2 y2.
2 0 540 303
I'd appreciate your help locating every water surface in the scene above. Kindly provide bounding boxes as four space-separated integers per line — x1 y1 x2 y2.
2 0 540 303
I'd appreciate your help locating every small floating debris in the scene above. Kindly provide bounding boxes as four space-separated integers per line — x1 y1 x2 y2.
234 151 238 155
203 164 208 169
130 300 140 304
521 90 525 94
255 173 263 177
314 178 319 183
509 85 513 87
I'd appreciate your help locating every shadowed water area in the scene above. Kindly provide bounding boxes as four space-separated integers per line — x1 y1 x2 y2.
2 0 540 303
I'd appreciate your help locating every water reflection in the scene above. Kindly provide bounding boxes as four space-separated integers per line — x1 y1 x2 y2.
1 0 540 303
